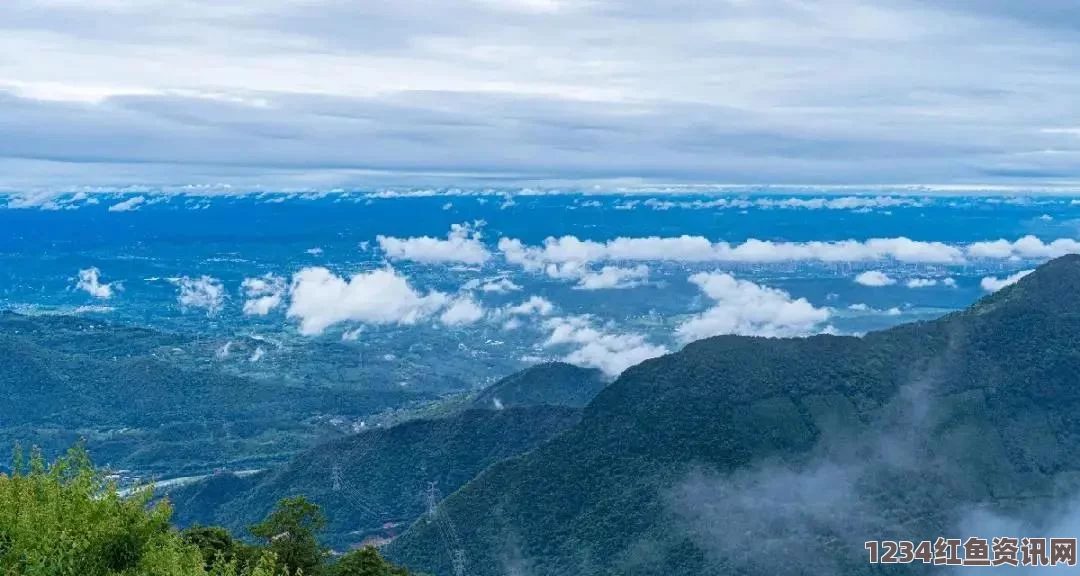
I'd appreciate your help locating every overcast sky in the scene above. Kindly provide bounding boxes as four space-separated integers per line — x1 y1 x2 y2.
4 0 1080 189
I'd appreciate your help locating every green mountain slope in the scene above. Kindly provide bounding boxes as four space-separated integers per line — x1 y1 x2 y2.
0 314 432 475
167 406 582 551
469 362 606 410
387 255 1080 576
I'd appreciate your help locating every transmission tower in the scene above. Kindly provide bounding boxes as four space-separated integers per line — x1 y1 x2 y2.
425 481 467 576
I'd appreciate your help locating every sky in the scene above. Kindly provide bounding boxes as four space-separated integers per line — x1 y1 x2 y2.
4 0 1080 189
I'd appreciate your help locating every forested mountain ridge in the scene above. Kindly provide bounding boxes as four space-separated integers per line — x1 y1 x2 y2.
387 255 1080 575
167 361 607 549
168 406 582 551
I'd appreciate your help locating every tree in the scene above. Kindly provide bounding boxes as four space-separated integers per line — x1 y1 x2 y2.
0 443 206 576
183 524 264 572
327 547 412 576
250 496 328 576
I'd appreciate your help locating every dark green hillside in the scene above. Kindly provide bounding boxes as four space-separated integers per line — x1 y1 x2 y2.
0 310 190 356
469 362 606 410
387 255 1080 576
0 314 434 475
168 406 582 551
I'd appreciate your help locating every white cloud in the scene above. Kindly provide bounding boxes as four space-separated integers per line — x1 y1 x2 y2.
904 276 956 288
378 221 490 265
643 196 926 211
492 295 555 329
676 272 832 343
505 295 555 317
966 235 1080 260
854 270 896 287
241 273 286 316
499 235 968 267
980 269 1034 293
107 196 146 212
75 267 118 299
172 275 226 315
440 296 485 326
847 303 906 316
574 265 650 290
286 266 449 335
4 191 93 211
543 315 668 377
305 247 323 256
499 233 1080 271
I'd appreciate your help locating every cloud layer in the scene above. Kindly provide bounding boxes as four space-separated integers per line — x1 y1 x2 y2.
4 1 1080 186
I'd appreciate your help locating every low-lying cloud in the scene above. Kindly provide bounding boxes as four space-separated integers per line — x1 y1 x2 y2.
378 221 490 265
854 270 897 287
543 315 668 377
676 272 832 343
440 295 486 326
241 274 287 316
980 270 1034 292
286 266 450 335
573 265 650 290
172 275 226 316
75 267 118 299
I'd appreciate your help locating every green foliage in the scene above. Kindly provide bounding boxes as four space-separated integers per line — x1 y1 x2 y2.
250 497 328 576
0 447 412 576
182 525 263 573
0 443 204 575
326 548 410 576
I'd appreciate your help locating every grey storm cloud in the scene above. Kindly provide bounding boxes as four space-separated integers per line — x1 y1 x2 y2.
3 0 1080 188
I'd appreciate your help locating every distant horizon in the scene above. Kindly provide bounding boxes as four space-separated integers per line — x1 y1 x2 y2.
11 182 1080 198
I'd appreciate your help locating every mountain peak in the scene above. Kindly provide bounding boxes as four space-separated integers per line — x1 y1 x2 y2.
973 253 1080 315
470 362 607 410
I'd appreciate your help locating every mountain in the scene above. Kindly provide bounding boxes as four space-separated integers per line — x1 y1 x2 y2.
386 255 1080 576
469 362 606 410
166 360 607 547
0 312 433 475
167 406 582 551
